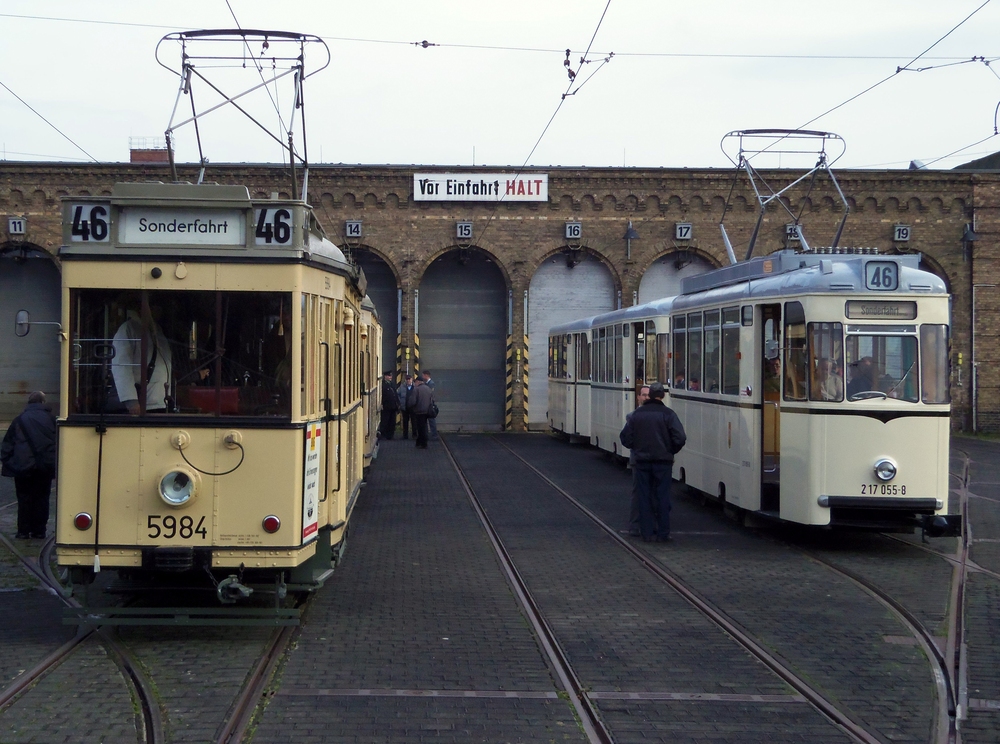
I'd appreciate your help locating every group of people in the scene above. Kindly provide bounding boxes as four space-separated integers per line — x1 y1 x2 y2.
380 370 438 449
1 392 57 539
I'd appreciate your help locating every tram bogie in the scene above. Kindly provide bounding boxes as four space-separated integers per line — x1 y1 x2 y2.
549 249 959 534
51 182 380 602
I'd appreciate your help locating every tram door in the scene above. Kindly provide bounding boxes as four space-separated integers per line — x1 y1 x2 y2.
760 304 781 512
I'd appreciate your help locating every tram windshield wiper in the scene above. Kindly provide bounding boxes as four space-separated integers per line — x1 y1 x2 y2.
848 390 888 402
886 362 915 398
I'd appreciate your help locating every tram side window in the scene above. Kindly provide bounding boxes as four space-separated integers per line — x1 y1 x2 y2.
783 302 807 401
68 289 293 417
921 325 949 404
644 322 658 383
598 327 607 383
672 316 686 389
703 309 721 393
581 335 591 380
808 322 845 402
722 306 740 395
657 333 669 386
687 313 702 391
614 325 623 384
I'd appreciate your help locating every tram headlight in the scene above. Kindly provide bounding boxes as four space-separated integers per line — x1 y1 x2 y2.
874 458 897 482
158 468 198 507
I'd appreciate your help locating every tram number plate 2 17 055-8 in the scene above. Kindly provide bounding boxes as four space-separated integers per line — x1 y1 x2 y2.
147 515 208 539
860 484 907 496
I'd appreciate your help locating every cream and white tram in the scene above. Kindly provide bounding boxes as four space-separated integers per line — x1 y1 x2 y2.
550 249 957 532
360 295 382 474
52 182 377 601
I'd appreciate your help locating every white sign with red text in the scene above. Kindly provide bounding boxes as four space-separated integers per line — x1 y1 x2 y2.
302 422 322 543
413 173 548 202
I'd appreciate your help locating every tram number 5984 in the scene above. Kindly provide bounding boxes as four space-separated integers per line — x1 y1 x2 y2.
148 515 208 539
254 208 293 245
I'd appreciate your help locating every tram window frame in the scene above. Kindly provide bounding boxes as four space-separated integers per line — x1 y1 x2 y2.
722 306 740 395
808 322 845 402
845 332 919 402
581 334 591 380
672 315 686 389
657 333 670 385
67 288 294 419
920 325 949 404
687 312 702 391
703 309 721 393
783 301 807 401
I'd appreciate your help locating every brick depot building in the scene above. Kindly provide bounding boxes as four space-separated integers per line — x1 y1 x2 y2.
2 161 998 431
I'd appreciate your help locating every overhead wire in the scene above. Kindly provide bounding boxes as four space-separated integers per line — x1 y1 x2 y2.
470 0 614 250
0 78 98 162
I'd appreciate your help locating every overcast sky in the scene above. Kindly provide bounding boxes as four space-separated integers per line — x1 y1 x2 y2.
1 1 998 171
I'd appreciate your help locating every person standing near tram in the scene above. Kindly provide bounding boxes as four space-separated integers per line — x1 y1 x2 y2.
619 382 686 543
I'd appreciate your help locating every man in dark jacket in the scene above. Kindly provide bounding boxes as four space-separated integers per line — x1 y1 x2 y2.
619 382 686 542
408 377 435 449
380 372 400 440
397 375 414 439
1 392 58 539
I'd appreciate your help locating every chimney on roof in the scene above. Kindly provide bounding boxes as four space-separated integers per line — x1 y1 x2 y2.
129 136 169 164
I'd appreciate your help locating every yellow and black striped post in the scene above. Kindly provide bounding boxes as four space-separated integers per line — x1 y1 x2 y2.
504 335 514 430
395 335 403 381
522 334 529 424
413 333 420 376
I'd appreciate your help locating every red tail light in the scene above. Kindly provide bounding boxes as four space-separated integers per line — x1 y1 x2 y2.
74 512 93 530
262 515 281 533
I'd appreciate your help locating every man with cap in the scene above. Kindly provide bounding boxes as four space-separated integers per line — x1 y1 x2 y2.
619 382 686 542
397 374 414 439
380 372 400 440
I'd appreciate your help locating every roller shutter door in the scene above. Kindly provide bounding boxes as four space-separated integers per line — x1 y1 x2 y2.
527 253 615 426
638 253 715 304
0 254 61 419
353 251 398 375
419 251 506 430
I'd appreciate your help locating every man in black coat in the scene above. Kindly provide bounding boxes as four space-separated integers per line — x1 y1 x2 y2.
379 372 400 440
619 382 686 542
1 391 58 539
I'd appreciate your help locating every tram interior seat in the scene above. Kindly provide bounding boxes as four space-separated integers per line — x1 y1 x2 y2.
175 385 240 414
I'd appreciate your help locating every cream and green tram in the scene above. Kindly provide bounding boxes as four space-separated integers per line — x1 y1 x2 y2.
55 182 374 602
667 250 954 532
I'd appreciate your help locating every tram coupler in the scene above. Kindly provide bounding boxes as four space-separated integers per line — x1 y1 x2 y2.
920 514 962 541
217 575 254 604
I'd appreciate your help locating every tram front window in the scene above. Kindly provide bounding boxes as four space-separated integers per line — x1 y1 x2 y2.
845 334 918 402
69 289 293 417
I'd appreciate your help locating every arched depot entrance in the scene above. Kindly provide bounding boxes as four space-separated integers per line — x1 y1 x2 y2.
0 246 61 419
352 249 399 376
527 250 616 428
638 251 716 304
418 248 507 430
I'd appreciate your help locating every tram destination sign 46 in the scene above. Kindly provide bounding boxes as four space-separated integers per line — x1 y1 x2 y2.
413 172 548 202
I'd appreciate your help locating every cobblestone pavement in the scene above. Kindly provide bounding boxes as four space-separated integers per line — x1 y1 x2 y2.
949 436 1000 744
494 433 943 743
251 437 585 743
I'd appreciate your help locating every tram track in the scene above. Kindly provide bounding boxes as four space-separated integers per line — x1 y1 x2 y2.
0 530 165 744
466 432 934 744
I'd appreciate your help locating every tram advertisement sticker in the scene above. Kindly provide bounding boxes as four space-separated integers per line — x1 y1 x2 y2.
302 422 322 542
